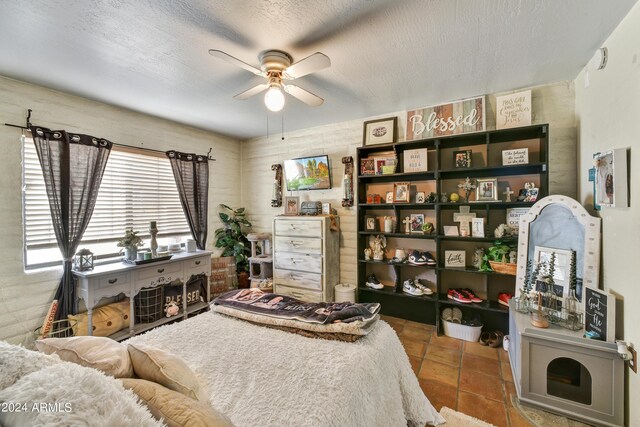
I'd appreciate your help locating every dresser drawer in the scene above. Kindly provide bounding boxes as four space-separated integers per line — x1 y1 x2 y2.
275 219 322 237
274 284 323 303
135 262 182 287
184 255 211 277
274 236 321 254
98 273 129 290
274 252 322 273
273 268 322 291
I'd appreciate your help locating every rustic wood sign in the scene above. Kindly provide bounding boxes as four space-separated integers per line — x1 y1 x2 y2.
496 90 531 130
584 286 615 342
406 96 485 141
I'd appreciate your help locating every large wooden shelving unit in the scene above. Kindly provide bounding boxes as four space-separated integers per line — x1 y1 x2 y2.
356 124 549 334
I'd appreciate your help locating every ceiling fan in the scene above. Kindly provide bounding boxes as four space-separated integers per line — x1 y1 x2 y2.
208 49 330 112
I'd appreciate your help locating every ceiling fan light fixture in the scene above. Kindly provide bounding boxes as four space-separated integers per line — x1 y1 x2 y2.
264 86 285 112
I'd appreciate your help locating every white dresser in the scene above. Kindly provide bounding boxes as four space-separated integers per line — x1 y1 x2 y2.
273 216 339 302
73 250 212 340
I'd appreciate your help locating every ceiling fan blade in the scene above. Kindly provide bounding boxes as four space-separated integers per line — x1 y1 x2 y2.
283 84 324 107
234 83 269 100
283 52 330 79
208 49 264 76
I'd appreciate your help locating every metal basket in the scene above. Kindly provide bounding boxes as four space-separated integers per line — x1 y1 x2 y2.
34 319 78 339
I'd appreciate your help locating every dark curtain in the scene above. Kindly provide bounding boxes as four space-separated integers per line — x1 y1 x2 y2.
30 126 112 329
166 151 209 250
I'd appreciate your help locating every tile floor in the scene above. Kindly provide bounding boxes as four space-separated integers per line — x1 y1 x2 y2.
382 315 539 427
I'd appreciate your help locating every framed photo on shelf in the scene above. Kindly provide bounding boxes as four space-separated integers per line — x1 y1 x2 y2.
453 150 472 168
475 177 498 201
364 215 379 231
471 218 485 237
321 202 331 215
284 196 300 216
385 191 394 203
416 191 425 203
443 225 459 236
410 214 425 233
393 182 410 203
362 117 397 146
360 158 375 175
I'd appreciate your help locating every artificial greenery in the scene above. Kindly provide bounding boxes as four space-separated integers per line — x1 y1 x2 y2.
479 239 516 272
214 204 252 273
116 228 144 248
569 250 577 290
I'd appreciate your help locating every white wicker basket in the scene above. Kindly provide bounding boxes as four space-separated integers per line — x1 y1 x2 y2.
442 320 483 342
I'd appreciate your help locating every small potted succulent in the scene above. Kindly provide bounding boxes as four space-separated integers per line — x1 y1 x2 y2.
117 228 144 261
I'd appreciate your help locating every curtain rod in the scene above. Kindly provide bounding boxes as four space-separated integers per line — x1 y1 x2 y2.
4 109 216 161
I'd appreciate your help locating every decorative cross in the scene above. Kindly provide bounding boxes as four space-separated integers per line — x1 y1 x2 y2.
402 216 412 234
453 206 476 237
504 187 514 202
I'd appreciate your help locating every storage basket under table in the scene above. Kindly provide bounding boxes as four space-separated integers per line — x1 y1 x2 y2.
134 286 164 323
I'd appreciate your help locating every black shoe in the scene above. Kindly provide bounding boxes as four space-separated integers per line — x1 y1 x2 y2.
365 274 384 289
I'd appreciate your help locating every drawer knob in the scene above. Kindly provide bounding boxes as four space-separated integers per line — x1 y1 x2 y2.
195 260 201 265
290 224 296 229
157 268 165 273
108 278 118 284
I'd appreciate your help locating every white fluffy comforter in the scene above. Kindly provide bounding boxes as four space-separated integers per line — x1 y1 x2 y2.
126 311 444 427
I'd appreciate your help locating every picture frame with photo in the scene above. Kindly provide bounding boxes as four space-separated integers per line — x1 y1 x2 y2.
410 214 425 233
416 191 425 203
471 218 485 237
363 117 397 146
385 191 394 203
284 196 300 216
453 150 472 168
475 177 498 201
360 158 375 175
364 215 379 231
393 182 410 203
321 202 331 215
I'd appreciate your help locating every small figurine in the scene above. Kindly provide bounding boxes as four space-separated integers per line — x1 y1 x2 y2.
509 250 517 264
370 235 386 261
440 193 449 203
421 222 434 234
473 248 485 269
364 248 372 261
165 301 180 318
402 216 412 234
503 187 514 202
425 192 438 203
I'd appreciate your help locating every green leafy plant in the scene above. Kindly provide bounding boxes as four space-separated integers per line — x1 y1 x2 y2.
116 228 144 248
214 204 252 273
479 239 516 272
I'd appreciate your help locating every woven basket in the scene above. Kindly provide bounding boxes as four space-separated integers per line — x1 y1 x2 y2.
489 260 517 275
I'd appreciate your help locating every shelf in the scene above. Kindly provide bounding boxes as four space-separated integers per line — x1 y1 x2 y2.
359 231 436 239
358 171 435 182
358 285 437 302
438 201 536 209
358 259 437 269
358 203 436 209
438 294 510 313
438 266 518 277
439 163 546 179
439 236 517 243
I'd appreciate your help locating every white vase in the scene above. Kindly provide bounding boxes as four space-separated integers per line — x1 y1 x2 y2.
124 246 137 261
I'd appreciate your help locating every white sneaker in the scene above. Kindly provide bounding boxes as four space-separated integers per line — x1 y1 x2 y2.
414 278 433 295
365 274 384 290
402 279 423 296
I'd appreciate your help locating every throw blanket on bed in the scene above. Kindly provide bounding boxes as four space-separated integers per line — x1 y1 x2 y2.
125 311 445 427
214 289 380 324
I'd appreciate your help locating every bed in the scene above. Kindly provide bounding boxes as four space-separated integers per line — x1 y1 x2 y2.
1 309 444 426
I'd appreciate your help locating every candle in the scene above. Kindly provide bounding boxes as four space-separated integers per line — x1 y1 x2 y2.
150 221 157 229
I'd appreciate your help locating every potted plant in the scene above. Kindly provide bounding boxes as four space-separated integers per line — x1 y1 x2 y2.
214 204 252 288
117 228 144 260
479 239 517 275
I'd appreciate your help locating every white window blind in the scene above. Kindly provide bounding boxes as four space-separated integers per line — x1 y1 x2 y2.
23 137 191 268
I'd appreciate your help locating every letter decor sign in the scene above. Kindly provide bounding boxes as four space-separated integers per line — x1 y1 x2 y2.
496 90 531 130
406 96 485 141
584 286 615 343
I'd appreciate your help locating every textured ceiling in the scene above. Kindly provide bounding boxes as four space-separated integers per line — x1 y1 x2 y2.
0 0 636 139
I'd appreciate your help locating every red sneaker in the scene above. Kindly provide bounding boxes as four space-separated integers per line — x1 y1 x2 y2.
498 292 513 307
447 288 472 304
461 288 483 303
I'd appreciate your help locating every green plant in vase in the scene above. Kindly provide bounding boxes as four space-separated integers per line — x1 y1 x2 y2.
479 239 515 272
117 228 144 260
214 204 252 287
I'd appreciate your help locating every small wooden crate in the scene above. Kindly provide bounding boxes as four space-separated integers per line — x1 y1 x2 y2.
210 256 237 300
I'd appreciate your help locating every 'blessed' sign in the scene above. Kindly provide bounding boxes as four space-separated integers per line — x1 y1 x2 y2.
406 96 485 141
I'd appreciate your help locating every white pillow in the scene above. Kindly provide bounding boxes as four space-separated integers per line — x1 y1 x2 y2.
0 340 61 390
0 362 163 427
35 336 133 378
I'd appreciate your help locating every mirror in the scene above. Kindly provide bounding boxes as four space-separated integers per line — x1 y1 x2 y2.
515 195 601 300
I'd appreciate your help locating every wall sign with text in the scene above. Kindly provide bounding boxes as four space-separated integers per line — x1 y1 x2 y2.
584 286 615 343
496 90 531 130
406 96 485 141
502 148 529 165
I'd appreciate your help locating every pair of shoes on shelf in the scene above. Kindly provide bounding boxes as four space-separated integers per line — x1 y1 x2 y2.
408 250 436 266
498 292 513 307
441 307 463 323
479 330 504 348
447 288 483 304
365 274 384 290
402 278 423 296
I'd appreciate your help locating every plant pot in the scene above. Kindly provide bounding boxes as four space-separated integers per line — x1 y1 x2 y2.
237 271 250 289
124 246 138 261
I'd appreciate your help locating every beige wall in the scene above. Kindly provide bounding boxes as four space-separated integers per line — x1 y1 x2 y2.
241 81 577 287
0 76 242 344
575 2 640 424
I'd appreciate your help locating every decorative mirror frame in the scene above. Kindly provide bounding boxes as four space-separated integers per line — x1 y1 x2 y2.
515 195 601 297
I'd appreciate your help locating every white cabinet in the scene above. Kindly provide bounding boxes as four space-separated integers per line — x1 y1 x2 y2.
73 251 212 340
273 216 339 302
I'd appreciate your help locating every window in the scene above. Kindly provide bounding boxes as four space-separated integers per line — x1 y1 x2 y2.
23 137 190 269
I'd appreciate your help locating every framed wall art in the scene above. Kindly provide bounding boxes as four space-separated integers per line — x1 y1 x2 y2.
385 191 394 203
363 117 397 146
593 148 629 208
475 178 498 201
360 158 375 175
404 148 428 172
364 215 379 231
453 150 472 168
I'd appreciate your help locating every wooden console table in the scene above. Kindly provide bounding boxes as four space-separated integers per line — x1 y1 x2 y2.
73 250 212 341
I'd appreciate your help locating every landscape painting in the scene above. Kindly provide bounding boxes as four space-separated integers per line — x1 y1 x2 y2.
284 155 332 191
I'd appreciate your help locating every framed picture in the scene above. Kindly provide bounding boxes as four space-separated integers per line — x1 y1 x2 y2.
393 182 410 203
321 202 331 215
453 150 472 168
526 188 539 202
404 148 428 172
364 215 379 231
374 158 387 175
416 191 425 203
502 148 529 165
385 191 394 203
410 214 425 233
363 117 397 146
443 225 459 236
584 286 616 342
284 155 331 191
445 250 466 268
471 218 485 237
506 208 529 230
475 178 498 201
284 196 300 216
360 158 375 175
533 246 573 297
594 148 629 208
